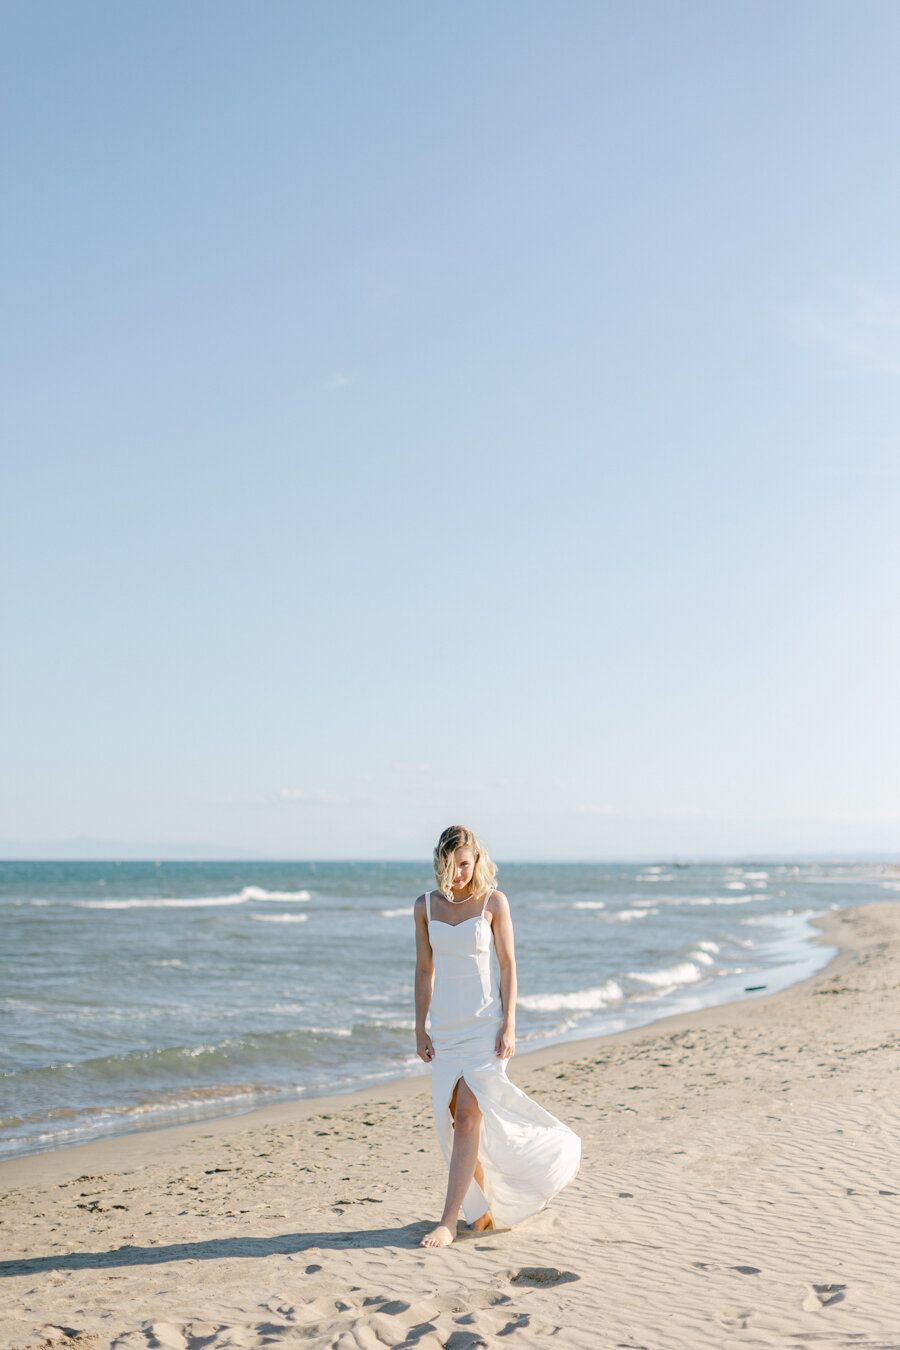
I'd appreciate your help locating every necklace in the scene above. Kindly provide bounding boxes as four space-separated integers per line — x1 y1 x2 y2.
440 888 477 906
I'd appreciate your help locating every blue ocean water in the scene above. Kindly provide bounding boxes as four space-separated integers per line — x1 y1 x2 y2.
2 859 897 1161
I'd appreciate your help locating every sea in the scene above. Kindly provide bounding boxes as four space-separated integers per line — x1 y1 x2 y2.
2 859 898 1162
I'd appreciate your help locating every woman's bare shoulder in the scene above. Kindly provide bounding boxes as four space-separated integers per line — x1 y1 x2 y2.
486 889 510 912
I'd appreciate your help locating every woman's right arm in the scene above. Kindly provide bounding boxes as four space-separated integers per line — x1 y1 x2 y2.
414 894 435 1062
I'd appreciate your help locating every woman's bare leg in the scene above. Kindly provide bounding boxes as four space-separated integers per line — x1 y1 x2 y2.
420 1079 484 1247
450 1082 493 1230
445 1079 485 1190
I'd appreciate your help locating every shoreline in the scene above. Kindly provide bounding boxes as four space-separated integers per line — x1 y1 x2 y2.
0 904 847 1188
3 898 898 1348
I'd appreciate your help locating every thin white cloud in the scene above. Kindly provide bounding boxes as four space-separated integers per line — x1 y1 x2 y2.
223 786 385 810
326 372 353 390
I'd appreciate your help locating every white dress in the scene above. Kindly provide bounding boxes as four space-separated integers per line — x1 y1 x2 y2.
424 888 581 1230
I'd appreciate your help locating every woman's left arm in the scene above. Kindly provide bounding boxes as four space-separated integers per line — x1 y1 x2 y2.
490 890 517 1060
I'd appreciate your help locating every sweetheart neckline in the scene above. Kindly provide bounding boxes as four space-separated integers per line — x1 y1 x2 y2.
427 889 491 930
429 913 485 930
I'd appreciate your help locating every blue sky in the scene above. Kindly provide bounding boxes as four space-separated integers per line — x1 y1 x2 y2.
2 1 898 860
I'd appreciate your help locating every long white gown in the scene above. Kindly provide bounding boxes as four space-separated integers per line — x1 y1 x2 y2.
424 888 582 1230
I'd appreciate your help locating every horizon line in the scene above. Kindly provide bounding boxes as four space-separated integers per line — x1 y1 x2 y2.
1 853 899 865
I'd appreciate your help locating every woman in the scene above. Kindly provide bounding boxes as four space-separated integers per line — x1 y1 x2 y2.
415 824 582 1248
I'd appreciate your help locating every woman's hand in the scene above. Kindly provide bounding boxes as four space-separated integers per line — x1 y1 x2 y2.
495 1022 515 1060
416 1031 435 1063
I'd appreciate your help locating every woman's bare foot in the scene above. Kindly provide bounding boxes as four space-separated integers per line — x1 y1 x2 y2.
469 1210 493 1232
420 1223 454 1248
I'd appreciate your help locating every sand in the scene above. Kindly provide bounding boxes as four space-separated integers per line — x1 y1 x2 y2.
1 899 899 1349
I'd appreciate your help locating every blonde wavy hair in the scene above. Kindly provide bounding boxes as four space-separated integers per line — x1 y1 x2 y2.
432 824 498 900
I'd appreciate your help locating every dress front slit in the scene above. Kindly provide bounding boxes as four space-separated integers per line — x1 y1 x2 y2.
424 889 581 1230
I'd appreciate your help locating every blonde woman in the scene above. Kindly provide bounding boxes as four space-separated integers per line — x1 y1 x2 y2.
414 824 581 1248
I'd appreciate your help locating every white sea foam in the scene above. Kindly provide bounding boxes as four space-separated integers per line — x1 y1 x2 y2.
627 962 703 989
241 887 312 902
615 908 654 920
572 900 606 909
381 907 414 917
739 907 818 925
517 980 624 1012
78 896 247 909
697 940 719 953
683 895 753 906
690 948 716 966
76 886 311 910
249 913 309 923
742 871 769 880
725 881 747 890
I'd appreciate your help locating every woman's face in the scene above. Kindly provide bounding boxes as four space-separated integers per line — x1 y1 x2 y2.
451 846 476 892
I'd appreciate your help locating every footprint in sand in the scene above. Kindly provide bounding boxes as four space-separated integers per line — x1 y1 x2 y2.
39 1328 99 1348
432 1291 511 1315
497 1311 530 1335
803 1282 846 1311
510 1267 579 1287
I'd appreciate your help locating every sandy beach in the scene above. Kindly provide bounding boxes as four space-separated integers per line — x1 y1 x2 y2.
1 899 898 1349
